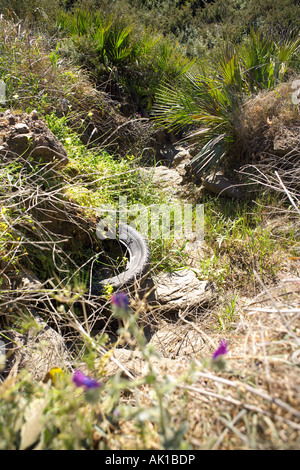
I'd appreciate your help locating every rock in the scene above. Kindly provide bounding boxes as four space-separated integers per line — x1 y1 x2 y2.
171 146 192 178
14 122 30 133
94 347 188 379
182 238 206 269
140 165 185 199
0 111 68 166
153 142 192 169
150 269 216 313
29 109 39 120
148 324 207 358
273 127 300 156
19 271 43 291
2 109 15 125
2 315 72 381
0 143 9 154
172 147 190 166
0 270 71 380
10 133 34 154
7 114 16 125
202 171 243 198
29 145 68 164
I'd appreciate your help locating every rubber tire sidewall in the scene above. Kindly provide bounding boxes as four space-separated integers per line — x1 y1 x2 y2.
92 224 151 292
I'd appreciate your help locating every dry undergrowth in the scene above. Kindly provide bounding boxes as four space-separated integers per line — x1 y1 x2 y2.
228 78 300 171
101 169 300 450
103 273 300 450
1 158 299 449
0 83 299 449
1 268 299 449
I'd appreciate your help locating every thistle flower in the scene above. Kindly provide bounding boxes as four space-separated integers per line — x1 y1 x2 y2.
72 370 101 390
212 340 228 360
210 340 228 371
111 291 129 311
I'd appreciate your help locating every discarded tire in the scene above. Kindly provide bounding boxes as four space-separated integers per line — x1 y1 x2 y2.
91 224 151 293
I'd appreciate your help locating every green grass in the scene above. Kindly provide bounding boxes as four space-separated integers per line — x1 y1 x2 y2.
197 194 296 292
216 292 239 331
45 113 136 208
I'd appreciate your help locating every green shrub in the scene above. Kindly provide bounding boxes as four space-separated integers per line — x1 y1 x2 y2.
57 8 194 112
152 29 300 176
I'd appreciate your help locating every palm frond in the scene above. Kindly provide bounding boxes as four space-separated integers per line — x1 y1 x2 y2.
152 27 299 178
189 134 227 177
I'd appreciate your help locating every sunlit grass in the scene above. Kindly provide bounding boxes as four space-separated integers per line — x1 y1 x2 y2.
198 194 296 291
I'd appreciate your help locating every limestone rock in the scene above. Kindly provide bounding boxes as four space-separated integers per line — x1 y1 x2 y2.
171 146 191 166
148 323 208 358
140 165 185 198
2 315 72 381
0 110 68 166
14 122 30 133
202 171 243 198
97 347 188 379
151 269 216 313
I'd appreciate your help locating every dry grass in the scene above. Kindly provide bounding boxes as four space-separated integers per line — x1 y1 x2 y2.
0 17 299 448
1 271 299 450
99 168 300 450
1 229 299 448
228 78 300 171
1 143 299 449
100 271 300 450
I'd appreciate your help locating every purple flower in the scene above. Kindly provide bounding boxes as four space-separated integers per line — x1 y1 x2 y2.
72 370 101 390
111 291 129 311
212 340 228 360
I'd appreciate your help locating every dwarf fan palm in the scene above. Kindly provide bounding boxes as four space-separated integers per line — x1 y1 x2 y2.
239 29 300 92
153 29 299 176
152 48 240 175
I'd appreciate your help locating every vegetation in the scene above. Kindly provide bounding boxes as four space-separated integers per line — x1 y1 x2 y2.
55 7 194 114
153 29 300 176
0 0 299 451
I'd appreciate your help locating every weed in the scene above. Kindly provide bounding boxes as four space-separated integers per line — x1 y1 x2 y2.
217 293 239 331
198 194 293 293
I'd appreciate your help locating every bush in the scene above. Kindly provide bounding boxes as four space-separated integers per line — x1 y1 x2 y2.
57 8 194 112
152 29 300 176
0 16 154 156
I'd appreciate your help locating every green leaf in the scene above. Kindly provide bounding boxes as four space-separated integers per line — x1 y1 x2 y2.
19 397 48 450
